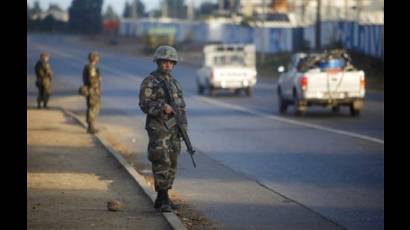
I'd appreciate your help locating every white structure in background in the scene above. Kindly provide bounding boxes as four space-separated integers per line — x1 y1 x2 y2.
119 0 384 59
240 0 289 16
289 0 384 25
187 0 195 21
30 7 69 22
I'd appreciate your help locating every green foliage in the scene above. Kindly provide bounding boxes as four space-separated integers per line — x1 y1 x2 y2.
68 0 103 34
122 0 146 18
104 5 119 20
27 2 68 33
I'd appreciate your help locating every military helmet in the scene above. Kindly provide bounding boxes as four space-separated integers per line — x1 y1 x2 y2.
88 51 100 61
153 45 178 63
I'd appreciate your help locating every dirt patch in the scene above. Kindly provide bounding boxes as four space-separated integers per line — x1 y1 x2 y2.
172 193 218 230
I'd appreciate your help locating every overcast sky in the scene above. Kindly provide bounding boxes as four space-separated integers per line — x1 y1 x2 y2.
27 0 217 15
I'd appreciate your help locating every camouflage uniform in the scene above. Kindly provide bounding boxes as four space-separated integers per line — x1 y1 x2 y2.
139 69 187 192
82 52 101 133
34 53 52 108
139 45 187 212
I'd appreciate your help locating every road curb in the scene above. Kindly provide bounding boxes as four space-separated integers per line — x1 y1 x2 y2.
60 107 188 230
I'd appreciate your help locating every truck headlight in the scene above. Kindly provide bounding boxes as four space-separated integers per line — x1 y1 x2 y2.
243 80 249 87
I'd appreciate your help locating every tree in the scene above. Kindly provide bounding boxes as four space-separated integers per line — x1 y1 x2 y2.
104 5 119 20
315 0 321 50
28 2 69 32
122 0 146 18
122 2 132 18
28 1 43 20
27 4 31 28
164 0 186 19
32 1 42 15
28 2 41 31
136 0 146 17
48 4 63 12
197 1 218 17
149 9 162 18
68 0 103 34
42 14 57 32
220 0 239 12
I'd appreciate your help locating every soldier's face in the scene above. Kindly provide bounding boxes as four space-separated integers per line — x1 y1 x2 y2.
91 57 99 65
159 60 175 74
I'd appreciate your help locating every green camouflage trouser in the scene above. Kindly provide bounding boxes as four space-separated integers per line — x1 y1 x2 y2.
147 130 181 192
86 96 100 127
37 80 51 104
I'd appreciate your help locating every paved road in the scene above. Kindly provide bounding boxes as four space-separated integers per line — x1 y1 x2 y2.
27 34 384 230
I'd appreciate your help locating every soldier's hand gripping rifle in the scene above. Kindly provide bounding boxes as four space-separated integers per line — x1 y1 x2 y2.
160 80 197 168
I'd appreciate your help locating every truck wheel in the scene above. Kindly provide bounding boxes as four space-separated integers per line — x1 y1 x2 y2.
197 85 204 95
234 89 241 96
279 99 288 114
350 100 363 117
245 87 252 97
277 88 288 114
332 106 340 113
293 95 306 116
349 105 361 117
209 87 217 97
295 107 306 116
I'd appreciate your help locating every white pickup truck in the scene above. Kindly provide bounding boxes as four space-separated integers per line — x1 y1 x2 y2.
196 44 257 96
277 50 365 116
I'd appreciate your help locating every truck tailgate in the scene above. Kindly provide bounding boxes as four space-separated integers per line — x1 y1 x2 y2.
306 71 365 93
214 67 256 81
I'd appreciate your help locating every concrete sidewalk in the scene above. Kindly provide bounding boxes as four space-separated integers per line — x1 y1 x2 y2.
27 108 172 230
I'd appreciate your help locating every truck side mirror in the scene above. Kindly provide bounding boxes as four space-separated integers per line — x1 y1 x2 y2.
278 66 285 73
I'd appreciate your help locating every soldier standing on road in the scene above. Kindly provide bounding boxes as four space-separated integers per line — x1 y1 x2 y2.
139 46 188 212
34 52 53 109
82 51 102 134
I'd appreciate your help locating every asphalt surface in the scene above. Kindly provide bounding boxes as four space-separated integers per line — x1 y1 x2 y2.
27 34 384 230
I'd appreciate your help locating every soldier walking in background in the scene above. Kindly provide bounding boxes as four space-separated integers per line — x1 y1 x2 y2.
82 51 102 134
35 52 53 109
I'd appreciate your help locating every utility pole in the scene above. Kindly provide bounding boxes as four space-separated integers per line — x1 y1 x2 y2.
131 0 137 19
260 0 266 65
315 0 321 50
345 0 348 20
357 0 363 22
229 0 235 15
135 0 138 18
301 0 306 23
162 0 168 18
218 0 224 14
301 0 311 24
187 0 194 20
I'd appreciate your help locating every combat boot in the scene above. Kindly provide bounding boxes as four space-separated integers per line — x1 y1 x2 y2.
166 190 180 210
154 190 165 209
43 101 48 109
159 190 172 213
87 127 98 134
87 123 98 134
